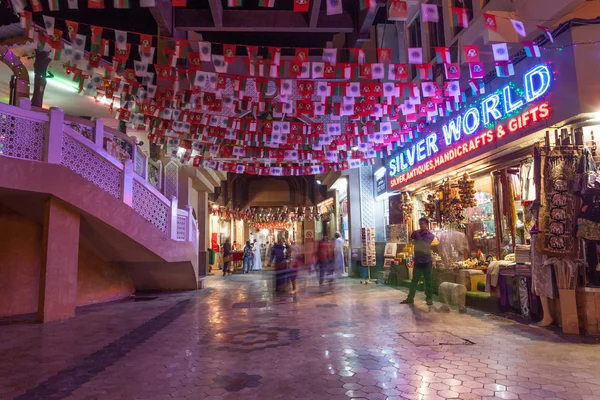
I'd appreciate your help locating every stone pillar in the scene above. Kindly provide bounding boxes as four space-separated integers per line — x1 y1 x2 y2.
38 198 80 323
197 191 209 276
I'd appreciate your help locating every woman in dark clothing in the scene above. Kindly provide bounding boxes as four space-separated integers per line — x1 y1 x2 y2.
269 237 288 292
223 238 232 276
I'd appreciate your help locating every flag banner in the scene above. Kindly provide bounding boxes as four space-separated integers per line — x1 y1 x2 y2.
523 41 541 57
223 44 236 63
388 64 408 80
495 61 514 77
444 81 460 98
322 48 337 65
212 55 228 73
72 33 86 51
469 62 485 79
258 0 275 7
483 13 497 31
537 25 554 43
421 3 439 22
492 43 509 61
88 0 104 8
378 48 391 62
468 79 485 95
452 7 469 28
30 0 43 11
312 62 324 79
294 0 309 12
267 47 281 65
326 0 342 15
42 16 55 35
67 0 78 8
416 63 432 80
434 47 451 63
48 0 60 12
114 30 127 50
295 48 309 62
444 63 460 80
139 34 153 54
115 0 131 8
408 47 422 64
198 41 211 61
227 0 243 6
349 48 365 65
511 19 526 37
463 45 479 62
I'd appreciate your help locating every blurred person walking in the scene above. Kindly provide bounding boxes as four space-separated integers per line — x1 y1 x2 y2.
288 240 302 293
317 235 334 286
269 237 288 292
333 232 345 276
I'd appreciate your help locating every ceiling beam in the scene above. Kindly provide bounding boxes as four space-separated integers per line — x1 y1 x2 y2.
175 10 354 33
149 0 173 36
353 0 386 47
200 168 221 188
309 0 323 28
207 0 223 29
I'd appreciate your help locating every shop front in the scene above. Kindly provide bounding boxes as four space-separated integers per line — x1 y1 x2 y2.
385 44 600 334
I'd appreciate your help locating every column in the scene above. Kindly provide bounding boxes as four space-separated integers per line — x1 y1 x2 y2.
196 191 210 276
38 198 80 322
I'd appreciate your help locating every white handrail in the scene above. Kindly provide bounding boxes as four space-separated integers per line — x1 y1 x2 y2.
0 101 198 252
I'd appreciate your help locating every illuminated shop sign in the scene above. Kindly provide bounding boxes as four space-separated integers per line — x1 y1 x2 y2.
388 64 552 188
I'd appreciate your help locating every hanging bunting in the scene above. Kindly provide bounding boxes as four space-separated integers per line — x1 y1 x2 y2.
258 0 275 6
88 0 104 8
407 47 422 64
227 0 243 6
495 61 515 77
463 45 480 62
326 0 342 16
523 41 541 58
491 43 509 61
469 62 485 79
451 7 469 28
537 25 554 43
293 0 309 12
511 19 526 37
421 3 439 23
434 47 450 63
483 13 497 31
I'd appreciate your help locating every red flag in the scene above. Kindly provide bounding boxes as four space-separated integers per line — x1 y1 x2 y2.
482 13 497 31
463 45 480 63
139 34 153 54
65 20 78 41
293 0 309 12
88 0 104 8
295 48 309 62
223 44 236 63
172 0 186 5
378 48 392 62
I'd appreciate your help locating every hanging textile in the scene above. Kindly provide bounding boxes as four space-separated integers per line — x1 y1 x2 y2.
538 148 579 258
520 159 536 202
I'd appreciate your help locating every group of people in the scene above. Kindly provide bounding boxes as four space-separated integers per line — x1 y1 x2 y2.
221 238 263 276
265 232 346 293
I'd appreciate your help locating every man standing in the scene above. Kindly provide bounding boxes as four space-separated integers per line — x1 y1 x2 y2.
401 218 435 305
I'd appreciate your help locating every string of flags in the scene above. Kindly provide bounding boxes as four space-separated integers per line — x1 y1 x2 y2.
212 205 325 223
9 0 378 12
14 7 558 176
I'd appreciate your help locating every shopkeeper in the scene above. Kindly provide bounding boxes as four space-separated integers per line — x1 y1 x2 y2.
401 217 435 306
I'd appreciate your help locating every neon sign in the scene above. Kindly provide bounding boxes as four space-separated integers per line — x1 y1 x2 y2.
388 64 552 188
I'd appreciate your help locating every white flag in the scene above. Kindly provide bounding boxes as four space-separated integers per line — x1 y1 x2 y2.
322 48 337 65
198 41 212 62
326 0 343 15
492 43 509 61
511 19 526 37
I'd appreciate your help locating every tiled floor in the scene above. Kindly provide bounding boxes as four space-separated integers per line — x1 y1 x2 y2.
1 272 600 400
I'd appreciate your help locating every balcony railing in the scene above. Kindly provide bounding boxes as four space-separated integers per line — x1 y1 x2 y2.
0 99 198 252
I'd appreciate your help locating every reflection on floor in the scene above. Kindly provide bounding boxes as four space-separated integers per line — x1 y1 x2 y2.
1 271 599 400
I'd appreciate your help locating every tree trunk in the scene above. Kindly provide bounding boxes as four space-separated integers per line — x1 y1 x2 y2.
31 50 51 108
